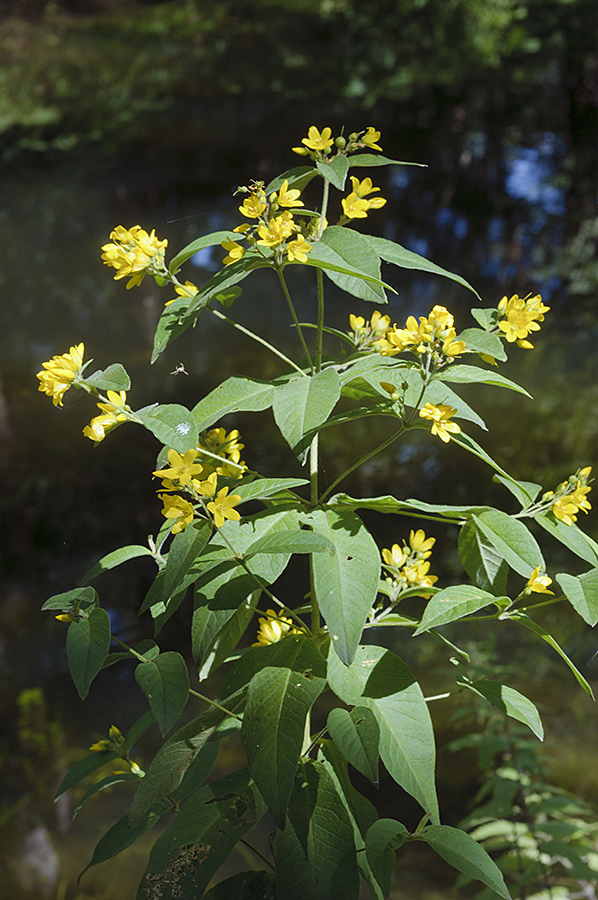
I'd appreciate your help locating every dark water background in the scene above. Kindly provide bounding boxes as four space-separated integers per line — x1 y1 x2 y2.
0 2 597 897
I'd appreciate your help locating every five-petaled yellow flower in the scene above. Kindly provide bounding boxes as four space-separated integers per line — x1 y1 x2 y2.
159 493 195 534
36 343 85 406
273 179 304 208
253 609 300 646
153 449 204 487
419 402 461 443
165 280 198 307
360 127 383 152
525 566 554 595
207 487 242 528
287 234 312 262
83 390 128 442
299 126 334 153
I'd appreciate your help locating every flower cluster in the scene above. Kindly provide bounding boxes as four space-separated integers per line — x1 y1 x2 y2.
101 225 168 289
222 180 312 266
153 428 246 532
36 343 85 407
378 305 466 363
381 529 438 601
292 125 383 159
348 310 391 351
497 294 550 349
83 390 129 442
419 402 462 443
89 725 143 775
253 609 301 646
542 467 592 526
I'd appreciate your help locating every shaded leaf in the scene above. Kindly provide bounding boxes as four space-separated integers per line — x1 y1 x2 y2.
473 509 544 578
135 651 190 735
365 819 408 897
203 871 276 900
79 545 153 586
327 706 379 783
55 749 118 801
458 519 509 595
84 363 131 392
73 772 142 819
218 634 327 700
67 608 111 699
461 679 544 740
245 529 334 557
420 825 511 899
42 586 99 612
79 805 165 882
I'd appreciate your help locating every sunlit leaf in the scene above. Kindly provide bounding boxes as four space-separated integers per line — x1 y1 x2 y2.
368 235 480 298
273 368 340 458
318 225 386 303
556 569 598 626
192 376 275 432
414 585 502 635
460 679 544 740
84 363 131 392
473 509 544 577
136 403 197 453
317 154 349 190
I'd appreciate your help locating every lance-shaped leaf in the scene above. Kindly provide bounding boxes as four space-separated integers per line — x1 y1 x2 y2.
218 634 326 700
233 477 309 503
420 825 512 899
168 229 239 274
318 226 386 303
307 507 381 665
241 665 325 827
536 512 598 567
67 608 111 699
472 509 544 578
43 585 99 612
365 819 408 897
368 235 480 298
460 679 544 740
79 545 153 586
458 519 509 595
162 520 212 602
329 492 486 519
493 473 542 508
302 239 393 293
328 645 439 822
438 364 532 397
136 768 265 900
79 805 166 882
557 569 598 626
196 590 261 682
273 368 340 458
265 165 319 194
317 154 349 190
192 376 275 432
327 706 379 783
456 327 507 360
245 529 334 557
136 403 197 454
73 771 142 819
135 651 190 735
451 432 530 499
55 748 119 801
509 612 595 699
83 363 131 392
276 761 360 900
414 585 503 635
348 153 426 169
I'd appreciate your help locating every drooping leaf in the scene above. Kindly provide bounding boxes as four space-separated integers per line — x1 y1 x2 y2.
368 235 480 298
307 507 381 665
67 608 111 699
134 651 190 735
365 819 408 897
275 761 360 900
493 473 542 508
168 230 239 275
438 364 531 397
348 153 426 169
136 403 197 454
42 585 99 612
136 769 266 900
329 492 486 520
83 363 131 392
451 432 528 497
328 645 439 822
79 545 153 586
192 376 275 432
327 706 380 783
318 226 386 303
557 569 598 626
317 154 349 190
414 585 503 635
272 368 340 458
79 805 165 882
472 509 544 578
73 772 142 819
536 512 598 567
55 749 119 801
420 825 512 899
242 665 325 827
461 679 544 740
458 519 509 595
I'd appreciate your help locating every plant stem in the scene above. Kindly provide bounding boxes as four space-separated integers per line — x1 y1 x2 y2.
319 425 406 503
317 178 330 241
277 267 314 373
208 306 307 377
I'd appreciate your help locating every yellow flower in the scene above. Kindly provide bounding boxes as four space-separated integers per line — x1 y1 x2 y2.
158 493 195 534
153 449 204 487
239 195 267 219
341 192 370 219
348 175 387 210
403 560 438 595
497 293 550 349
221 239 246 266
382 544 408 568
409 529 435 558
83 390 128 442
257 213 295 249
194 471 218 497
36 342 85 406
165 281 198 307
101 225 167 289
272 179 304 208
300 126 334 152
207 487 242 528
253 609 300 646
419 402 461 443
287 234 312 262
525 566 554 595
552 484 592 526
360 126 383 152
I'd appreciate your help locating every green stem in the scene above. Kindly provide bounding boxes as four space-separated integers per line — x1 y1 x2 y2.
208 306 307 377
317 178 330 241
319 425 406 503
277 267 314 373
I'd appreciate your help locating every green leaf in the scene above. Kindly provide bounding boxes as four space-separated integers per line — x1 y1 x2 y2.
73 771 142 819
79 545 153 586
458 519 509 595
135 651 190 735
79 805 165 882
192 376 275 432
83 363 131 392
67 608 111 699
451 432 526 494
233 477 309 503
317 154 349 190
307 507 381 665
414 585 502 635
196 590 261 681
163 520 211 602
328 645 439 822
472 509 544 577
329 492 484 520
318 226 386 303
509 612 595 699
348 153 426 169
368 235 480 299
462 679 544 740
556 569 598 626
54 749 118 801
242 665 325 827
218 634 327 699
470 307 500 330
136 403 197 454
124 709 157 752
273 368 340 458
438 364 531 397
365 819 408 897
327 706 380 783
420 825 511 899
276 761 360 900
265 166 319 194
536 512 598 567
493 473 542 507
168 230 239 274
136 769 265 900
302 240 393 293
128 710 224 825
203 871 276 900
456 327 507 361
245 529 334 557
42 586 99 612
